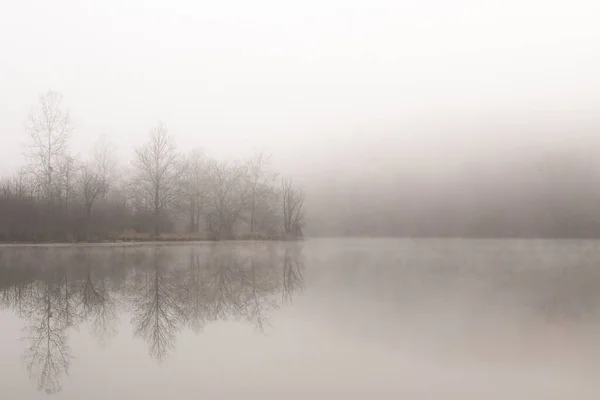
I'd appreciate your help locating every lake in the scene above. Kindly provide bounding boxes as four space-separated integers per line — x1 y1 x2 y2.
1 239 600 399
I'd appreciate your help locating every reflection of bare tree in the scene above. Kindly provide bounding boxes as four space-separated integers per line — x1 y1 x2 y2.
282 245 305 305
89 280 119 347
22 279 71 395
179 245 302 334
0 243 306 391
2 282 32 316
0 262 34 317
58 266 79 329
243 253 279 332
79 264 103 314
181 250 209 334
0 252 73 394
77 257 119 347
130 249 185 362
205 248 245 321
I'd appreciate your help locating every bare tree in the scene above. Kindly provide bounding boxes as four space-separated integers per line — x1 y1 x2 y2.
281 177 305 237
78 164 106 221
132 123 183 237
11 168 31 200
183 149 208 233
0 171 37 241
76 136 116 238
0 169 30 202
92 134 118 191
252 184 280 236
206 160 250 240
25 90 71 204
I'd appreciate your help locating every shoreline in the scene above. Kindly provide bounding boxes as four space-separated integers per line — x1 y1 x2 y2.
0 239 303 247
0 236 304 247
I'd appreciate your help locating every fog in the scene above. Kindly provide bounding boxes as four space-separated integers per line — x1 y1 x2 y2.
4 3 600 397
2 0 600 238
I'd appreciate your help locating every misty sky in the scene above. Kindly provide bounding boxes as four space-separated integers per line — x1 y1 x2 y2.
1 0 600 178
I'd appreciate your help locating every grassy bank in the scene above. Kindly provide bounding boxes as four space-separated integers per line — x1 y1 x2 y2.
0 231 302 244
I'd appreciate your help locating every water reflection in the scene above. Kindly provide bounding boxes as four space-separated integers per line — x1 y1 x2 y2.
0 243 304 394
22 276 72 394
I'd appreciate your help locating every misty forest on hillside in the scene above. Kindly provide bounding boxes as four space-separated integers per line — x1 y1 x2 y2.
0 91 305 242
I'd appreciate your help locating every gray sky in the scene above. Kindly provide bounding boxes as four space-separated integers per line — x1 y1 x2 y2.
1 0 600 176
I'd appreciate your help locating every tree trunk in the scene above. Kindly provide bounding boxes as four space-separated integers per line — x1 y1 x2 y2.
194 209 200 233
154 208 160 238
189 197 195 233
86 204 92 240
250 192 256 232
154 186 160 238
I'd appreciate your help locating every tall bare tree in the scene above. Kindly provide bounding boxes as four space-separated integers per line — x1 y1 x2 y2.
25 90 71 204
247 151 277 233
281 177 305 237
132 123 182 237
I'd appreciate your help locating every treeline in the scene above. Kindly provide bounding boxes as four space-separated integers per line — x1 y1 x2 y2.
0 244 304 393
0 91 305 242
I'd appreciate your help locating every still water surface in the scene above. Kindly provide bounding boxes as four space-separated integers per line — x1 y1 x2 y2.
1 239 600 399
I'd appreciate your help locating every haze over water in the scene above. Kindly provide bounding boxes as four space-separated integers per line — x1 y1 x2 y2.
2 0 600 398
1 239 599 399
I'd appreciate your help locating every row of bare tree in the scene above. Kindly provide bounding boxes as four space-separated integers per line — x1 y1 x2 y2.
0 90 305 242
